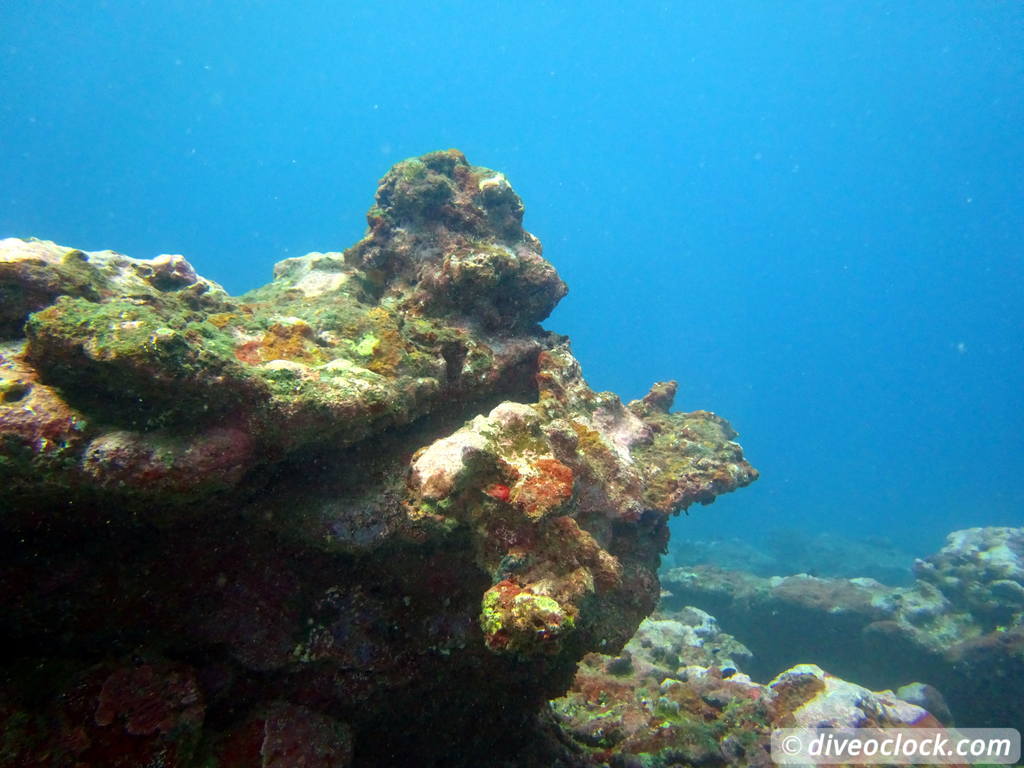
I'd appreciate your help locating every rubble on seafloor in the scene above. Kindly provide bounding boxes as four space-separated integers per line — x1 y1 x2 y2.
660 526 1024 732
0 150 762 767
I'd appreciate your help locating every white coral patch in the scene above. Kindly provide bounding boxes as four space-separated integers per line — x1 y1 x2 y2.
771 664 930 728
410 428 489 501
477 173 510 192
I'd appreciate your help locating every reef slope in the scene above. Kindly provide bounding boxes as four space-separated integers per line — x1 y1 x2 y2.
0 150 757 767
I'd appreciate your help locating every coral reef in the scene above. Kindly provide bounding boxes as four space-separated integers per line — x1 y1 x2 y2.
913 526 1024 625
661 526 1024 729
0 150 757 767
667 531 915 585
551 607 941 767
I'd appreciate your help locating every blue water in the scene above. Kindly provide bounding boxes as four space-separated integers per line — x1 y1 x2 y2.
3 1 1022 558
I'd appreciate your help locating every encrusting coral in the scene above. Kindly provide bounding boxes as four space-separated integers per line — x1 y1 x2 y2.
0 150 756 767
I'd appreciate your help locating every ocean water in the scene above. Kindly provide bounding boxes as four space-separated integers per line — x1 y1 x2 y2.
3 0 1021 561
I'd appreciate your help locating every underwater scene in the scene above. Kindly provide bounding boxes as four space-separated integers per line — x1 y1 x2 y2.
1 3 1021 767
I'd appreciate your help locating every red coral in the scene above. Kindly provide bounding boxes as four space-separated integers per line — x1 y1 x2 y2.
234 339 262 365
484 483 511 502
517 458 574 518
35 659 206 767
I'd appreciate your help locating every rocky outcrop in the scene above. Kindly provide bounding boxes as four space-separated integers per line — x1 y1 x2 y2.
551 607 941 767
914 526 1024 625
661 527 1024 729
665 531 915 585
0 150 757 767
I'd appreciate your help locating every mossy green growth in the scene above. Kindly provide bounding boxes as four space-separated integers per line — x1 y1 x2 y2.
480 589 504 638
415 496 454 518
381 156 456 221
55 248 108 295
630 409 746 511
481 416 546 458
23 296 260 429
352 332 379 357
0 248 108 335
520 592 571 625
646 685 770 760
480 588 575 655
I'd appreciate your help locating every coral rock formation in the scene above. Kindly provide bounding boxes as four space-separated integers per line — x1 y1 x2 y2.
551 607 940 767
0 150 757 767
661 526 1024 730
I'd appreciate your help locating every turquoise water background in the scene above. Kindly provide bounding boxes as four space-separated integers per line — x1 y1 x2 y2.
3 1 1021 557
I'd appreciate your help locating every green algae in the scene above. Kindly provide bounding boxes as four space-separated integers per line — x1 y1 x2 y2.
24 296 260 430
480 587 575 655
352 332 379 356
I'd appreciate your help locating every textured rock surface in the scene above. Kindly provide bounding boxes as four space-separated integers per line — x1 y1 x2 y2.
550 607 939 767
914 526 1024 624
661 526 1024 730
0 150 757 767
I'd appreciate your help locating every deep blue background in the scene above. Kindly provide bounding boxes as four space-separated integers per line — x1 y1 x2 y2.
3 1 1022 556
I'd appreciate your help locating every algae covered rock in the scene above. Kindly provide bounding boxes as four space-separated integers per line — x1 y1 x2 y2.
914 526 1024 624
662 528 1024 730
346 149 567 331
551 608 938 767
403 350 757 660
0 151 756 767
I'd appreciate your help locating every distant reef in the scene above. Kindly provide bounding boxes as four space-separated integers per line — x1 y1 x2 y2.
0 150 759 767
662 526 1024 731
541 527 1023 766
